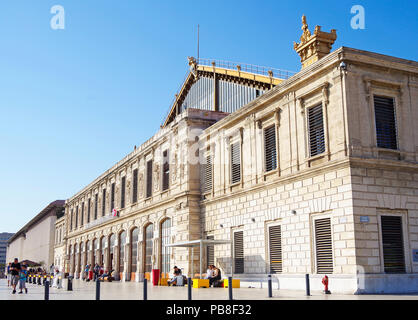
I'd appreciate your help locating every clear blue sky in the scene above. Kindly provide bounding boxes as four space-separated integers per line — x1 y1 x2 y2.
0 0 417 233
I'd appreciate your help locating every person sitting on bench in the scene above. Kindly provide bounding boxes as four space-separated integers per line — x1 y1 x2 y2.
209 265 221 287
168 266 183 286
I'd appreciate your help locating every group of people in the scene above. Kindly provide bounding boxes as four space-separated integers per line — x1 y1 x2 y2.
205 265 222 287
83 263 114 282
167 265 222 287
6 258 28 294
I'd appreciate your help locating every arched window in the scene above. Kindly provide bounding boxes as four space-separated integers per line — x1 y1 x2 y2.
101 237 106 266
80 242 85 267
161 218 172 274
131 228 139 274
144 224 154 273
119 231 126 272
109 234 115 270
93 239 98 265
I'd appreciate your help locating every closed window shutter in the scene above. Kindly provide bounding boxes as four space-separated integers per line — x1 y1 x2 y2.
203 154 213 193
81 202 84 226
234 231 244 274
264 125 277 172
374 96 397 150
315 218 333 274
381 216 405 273
70 210 73 230
75 206 78 228
231 142 241 184
308 104 325 157
87 199 91 223
269 225 282 273
146 160 153 198
94 194 98 219
132 169 138 203
207 235 215 266
163 150 170 191
121 176 126 209
111 183 115 211
102 189 106 216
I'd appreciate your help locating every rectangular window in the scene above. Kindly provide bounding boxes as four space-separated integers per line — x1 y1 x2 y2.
230 142 241 184
381 215 405 273
81 202 84 226
203 154 213 193
314 218 333 274
102 189 106 216
111 183 115 212
87 199 91 223
308 104 325 157
70 210 73 230
234 231 244 274
75 206 78 229
146 160 153 198
121 176 126 209
374 96 398 150
94 194 98 220
132 169 138 204
207 235 214 267
162 150 170 191
269 225 282 274
264 125 277 172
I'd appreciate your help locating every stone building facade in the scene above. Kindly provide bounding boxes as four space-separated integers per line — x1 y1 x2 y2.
62 17 418 293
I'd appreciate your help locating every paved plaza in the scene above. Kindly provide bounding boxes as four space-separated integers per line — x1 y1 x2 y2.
1 279 418 300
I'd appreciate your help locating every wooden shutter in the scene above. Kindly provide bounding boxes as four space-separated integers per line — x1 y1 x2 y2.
87 199 91 223
234 231 244 274
231 142 241 184
308 104 325 157
264 125 277 172
203 154 213 193
381 216 405 273
81 202 84 226
269 225 282 273
102 189 106 216
146 160 153 198
121 176 126 209
70 210 73 230
374 96 397 150
162 150 170 191
75 206 78 228
207 235 215 266
111 183 115 211
315 218 333 274
94 194 98 219
132 169 138 203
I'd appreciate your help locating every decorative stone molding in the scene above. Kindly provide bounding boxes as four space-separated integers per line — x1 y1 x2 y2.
308 196 333 213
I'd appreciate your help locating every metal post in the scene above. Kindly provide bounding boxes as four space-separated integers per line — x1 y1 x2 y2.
268 275 272 298
305 274 310 296
228 276 233 300
44 280 49 300
96 278 100 300
188 278 192 301
143 278 147 300
67 277 73 291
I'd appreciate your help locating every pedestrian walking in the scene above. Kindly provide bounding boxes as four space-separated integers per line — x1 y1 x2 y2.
7 262 12 287
10 258 21 294
18 265 28 294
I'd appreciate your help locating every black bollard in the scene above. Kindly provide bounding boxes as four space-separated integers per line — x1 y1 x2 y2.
268 275 272 298
29 276 32 284
228 277 233 300
143 278 147 300
96 278 100 300
38 276 41 285
305 274 310 296
67 277 73 291
188 278 192 300
44 280 50 300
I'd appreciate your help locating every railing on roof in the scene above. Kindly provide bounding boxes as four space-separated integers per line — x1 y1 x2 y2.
197 58 295 80
161 58 295 126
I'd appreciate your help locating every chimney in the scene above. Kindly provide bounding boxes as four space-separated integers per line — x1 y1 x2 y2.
294 15 337 69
